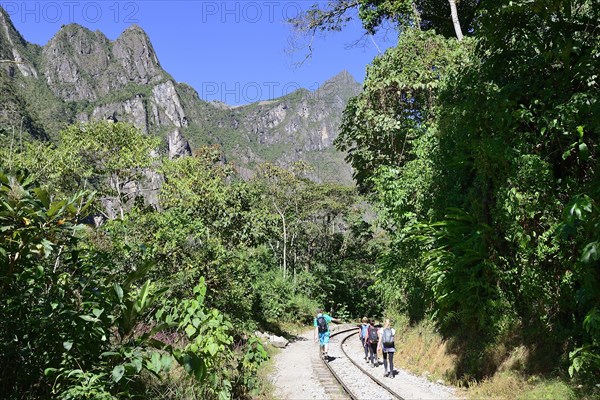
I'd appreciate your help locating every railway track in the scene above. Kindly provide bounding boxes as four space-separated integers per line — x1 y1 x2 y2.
318 325 405 400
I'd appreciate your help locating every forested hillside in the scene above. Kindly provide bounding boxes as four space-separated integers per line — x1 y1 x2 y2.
0 123 381 398
1 0 599 399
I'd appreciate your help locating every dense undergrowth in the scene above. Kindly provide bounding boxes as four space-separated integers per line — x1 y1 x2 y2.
0 122 382 398
300 0 599 396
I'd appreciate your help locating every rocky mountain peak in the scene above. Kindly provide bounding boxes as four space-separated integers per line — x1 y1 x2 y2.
113 24 163 85
317 70 361 96
0 7 26 48
53 22 104 38
120 24 149 38
46 23 111 59
42 22 166 101
42 24 111 101
324 70 356 86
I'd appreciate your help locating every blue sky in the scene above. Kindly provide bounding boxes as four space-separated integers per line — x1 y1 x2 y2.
3 1 397 105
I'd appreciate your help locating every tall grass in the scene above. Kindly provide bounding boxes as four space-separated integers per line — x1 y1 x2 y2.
390 320 591 399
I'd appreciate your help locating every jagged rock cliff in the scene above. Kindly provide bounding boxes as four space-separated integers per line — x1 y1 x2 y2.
177 71 361 182
40 23 189 143
42 24 165 101
0 6 360 183
0 8 46 140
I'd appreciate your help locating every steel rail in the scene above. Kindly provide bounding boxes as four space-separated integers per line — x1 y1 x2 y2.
324 326 405 400
322 326 360 399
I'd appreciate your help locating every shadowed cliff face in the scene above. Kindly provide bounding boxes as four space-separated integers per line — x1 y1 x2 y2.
0 6 361 183
0 7 37 77
0 9 47 140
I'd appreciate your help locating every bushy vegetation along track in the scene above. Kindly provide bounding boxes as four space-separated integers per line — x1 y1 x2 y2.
323 326 404 400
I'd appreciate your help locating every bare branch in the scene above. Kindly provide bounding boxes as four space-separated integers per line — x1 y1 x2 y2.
286 0 360 65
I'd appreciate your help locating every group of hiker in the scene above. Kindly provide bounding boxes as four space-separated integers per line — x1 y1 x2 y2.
313 309 396 379
359 317 396 378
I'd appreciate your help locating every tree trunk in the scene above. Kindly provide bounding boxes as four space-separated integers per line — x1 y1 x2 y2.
281 214 287 278
274 201 288 278
412 2 421 30
448 0 464 41
112 175 125 220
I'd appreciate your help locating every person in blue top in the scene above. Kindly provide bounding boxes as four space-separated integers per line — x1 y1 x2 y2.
357 316 370 361
313 308 341 360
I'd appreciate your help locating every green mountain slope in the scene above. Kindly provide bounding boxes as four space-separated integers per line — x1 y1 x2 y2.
0 6 360 183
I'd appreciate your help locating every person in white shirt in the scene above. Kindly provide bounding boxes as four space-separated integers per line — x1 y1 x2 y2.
378 318 396 378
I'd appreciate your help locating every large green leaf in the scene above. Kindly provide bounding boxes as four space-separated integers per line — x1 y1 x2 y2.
111 365 125 383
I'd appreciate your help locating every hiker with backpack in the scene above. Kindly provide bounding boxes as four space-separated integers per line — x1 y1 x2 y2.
358 317 370 361
313 308 341 360
364 319 379 367
378 318 396 378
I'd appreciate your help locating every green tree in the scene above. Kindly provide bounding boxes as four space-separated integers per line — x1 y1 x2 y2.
335 27 469 191
289 0 481 43
0 170 98 397
3 121 160 219
0 169 267 399
253 162 314 278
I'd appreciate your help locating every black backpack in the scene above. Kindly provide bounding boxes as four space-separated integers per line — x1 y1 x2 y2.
317 316 328 333
382 328 394 346
368 326 378 343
